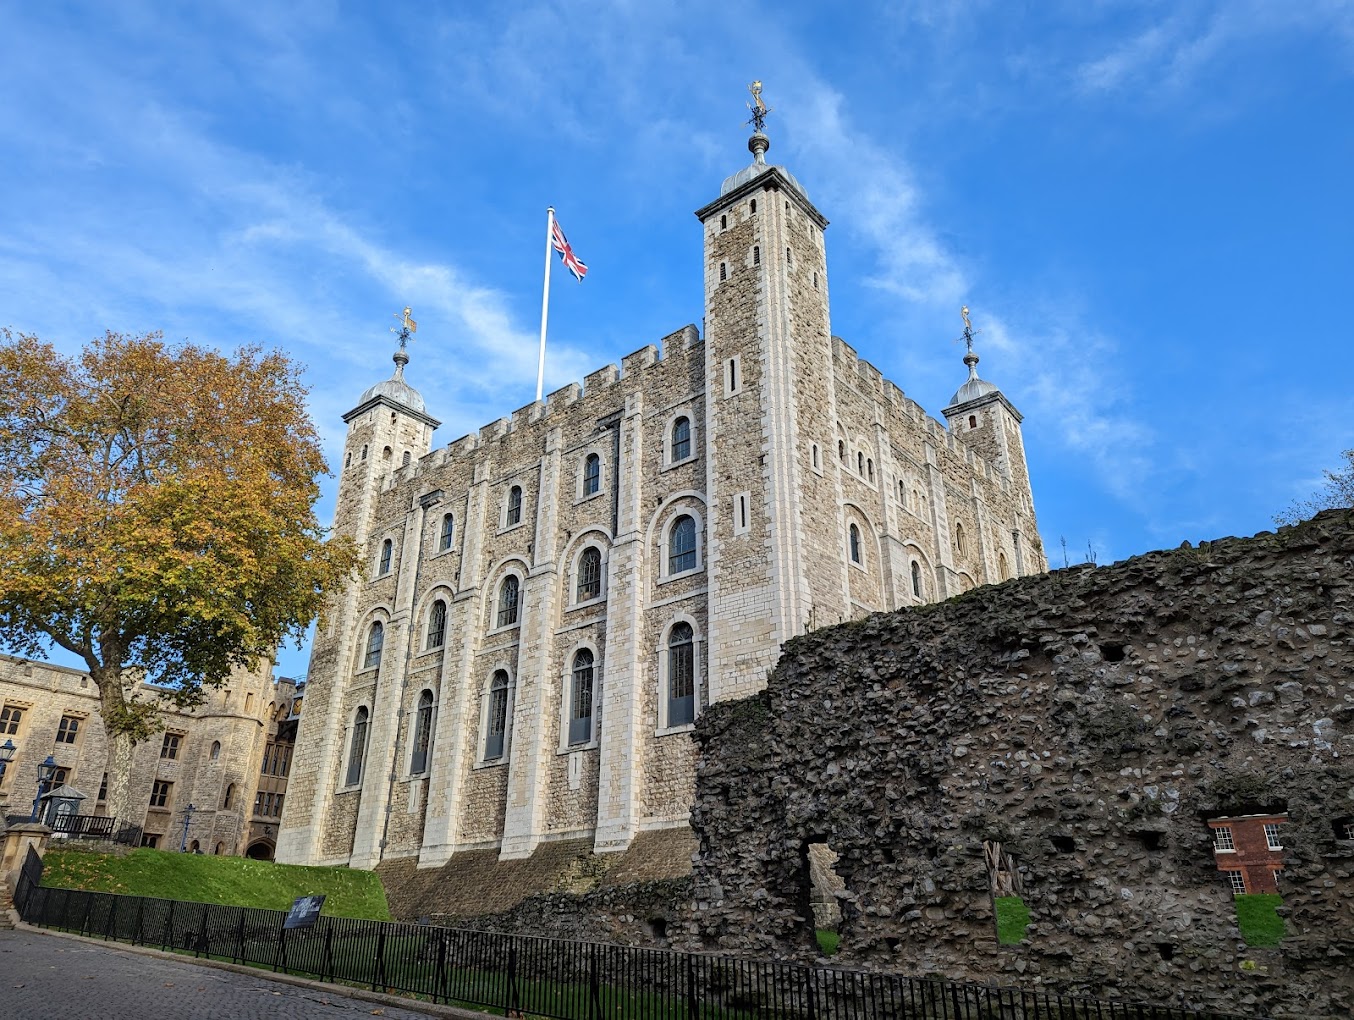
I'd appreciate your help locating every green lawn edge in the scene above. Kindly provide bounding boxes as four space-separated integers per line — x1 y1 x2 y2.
1234 893 1285 947
995 896 1031 945
39 847 391 920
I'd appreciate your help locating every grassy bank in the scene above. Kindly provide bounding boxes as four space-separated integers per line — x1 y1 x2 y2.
40 846 391 920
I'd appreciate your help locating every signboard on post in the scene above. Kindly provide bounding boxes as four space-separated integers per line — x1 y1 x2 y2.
283 894 326 930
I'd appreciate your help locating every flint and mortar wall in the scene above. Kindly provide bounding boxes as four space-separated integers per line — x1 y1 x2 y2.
689 510 1354 1019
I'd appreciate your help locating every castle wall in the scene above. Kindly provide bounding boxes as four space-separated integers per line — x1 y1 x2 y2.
688 510 1354 1019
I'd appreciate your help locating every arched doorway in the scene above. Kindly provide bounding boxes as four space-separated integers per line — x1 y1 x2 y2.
245 840 275 861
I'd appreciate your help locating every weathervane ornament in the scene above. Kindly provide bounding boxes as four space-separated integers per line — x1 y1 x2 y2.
957 305 981 355
390 306 418 349
746 80 771 133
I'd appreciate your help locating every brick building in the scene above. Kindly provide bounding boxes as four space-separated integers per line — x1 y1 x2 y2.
278 114 1046 870
1208 814 1287 894
0 653 300 858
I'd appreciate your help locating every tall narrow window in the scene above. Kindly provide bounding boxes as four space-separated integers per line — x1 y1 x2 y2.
719 214 726 229
998 553 1010 580
753 245 760 265
669 515 697 574
911 560 923 598
719 262 727 281
485 671 509 760
577 547 602 602
569 649 595 745
955 523 967 554
438 513 455 552
838 440 845 462
506 485 523 526
402 450 411 466
786 247 792 266
411 690 434 774
667 623 695 727
427 599 447 649
727 358 739 393
378 539 393 575
363 622 384 670
671 416 691 461
750 199 757 214
583 453 601 495
898 480 906 503
345 707 369 786
969 415 978 429
210 740 221 761
849 524 862 564
867 459 874 481
222 783 234 809
857 451 865 474
497 575 520 628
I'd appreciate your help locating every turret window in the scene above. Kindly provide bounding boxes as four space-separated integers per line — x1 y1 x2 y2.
671 416 691 462
719 214 727 230
750 199 757 214
505 485 523 527
719 262 727 281
786 247 792 266
753 245 760 266
583 453 601 495
969 415 977 429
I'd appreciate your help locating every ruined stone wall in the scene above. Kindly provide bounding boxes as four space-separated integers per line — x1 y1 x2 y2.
688 511 1354 1019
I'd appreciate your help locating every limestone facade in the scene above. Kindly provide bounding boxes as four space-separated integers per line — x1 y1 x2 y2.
278 129 1046 870
0 654 298 858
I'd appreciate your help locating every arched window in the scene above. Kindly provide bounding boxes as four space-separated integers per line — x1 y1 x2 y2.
426 599 447 649
669 515 697 574
719 262 727 281
998 552 1010 580
750 199 757 214
345 707 369 786
838 440 845 461
719 214 727 229
210 741 221 761
955 523 967 554
753 245 760 265
410 690 434 774
577 547 602 602
911 560 923 598
402 450 411 466
583 453 601 495
969 415 977 429
362 622 384 670
898 480 906 503
849 524 862 564
568 649 595 746
378 539 393 576
867 459 874 481
438 513 454 552
671 416 691 461
857 451 865 474
786 247 792 266
506 485 523 526
361 445 368 461
497 575 520 628
345 451 351 469
214 842 224 855
485 671 510 760
382 446 392 460
222 783 234 809
667 623 696 727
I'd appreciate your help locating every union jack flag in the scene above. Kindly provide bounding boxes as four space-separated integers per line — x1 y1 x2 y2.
550 217 588 282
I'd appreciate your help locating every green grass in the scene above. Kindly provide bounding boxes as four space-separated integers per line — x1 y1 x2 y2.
815 929 839 955
1234 893 1286 947
995 896 1031 945
39 847 391 920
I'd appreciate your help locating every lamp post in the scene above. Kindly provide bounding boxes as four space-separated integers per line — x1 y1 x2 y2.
0 738 15 789
29 754 58 823
180 803 196 852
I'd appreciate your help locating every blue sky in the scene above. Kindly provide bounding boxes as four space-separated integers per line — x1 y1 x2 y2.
3 2 1351 681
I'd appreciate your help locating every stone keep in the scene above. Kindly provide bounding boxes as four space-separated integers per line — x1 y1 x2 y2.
277 126 1047 870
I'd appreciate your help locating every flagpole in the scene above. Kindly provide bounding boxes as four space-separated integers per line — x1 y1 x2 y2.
536 206 554 403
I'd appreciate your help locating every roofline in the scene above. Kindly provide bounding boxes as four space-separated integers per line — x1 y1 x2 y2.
943 389 1023 424
342 393 442 429
694 166 829 230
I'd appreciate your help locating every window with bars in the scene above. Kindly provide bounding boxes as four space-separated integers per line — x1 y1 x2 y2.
1224 870 1246 895
1264 823 1284 850
278 745 291 777
506 485 523 526
577 548 602 602
671 417 691 462
411 690 434 775
0 704 23 735
667 623 696 727
1213 826 1235 851
427 599 447 649
497 576 520 628
569 650 595 746
363 622 384 670
583 453 601 495
160 733 182 760
261 744 274 775
668 515 697 575
485 672 510 760
345 707 369 787
97 773 108 802
149 780 172 809
378 538 393 575
438 513 455 552
56 715 81 744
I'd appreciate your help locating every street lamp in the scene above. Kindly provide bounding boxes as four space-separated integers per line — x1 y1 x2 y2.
0 739 15 786
29 754 58 823
180 803 196 852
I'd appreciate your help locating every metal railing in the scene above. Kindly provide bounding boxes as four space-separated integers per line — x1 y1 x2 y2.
49 814 117 839
15 853 1263 1020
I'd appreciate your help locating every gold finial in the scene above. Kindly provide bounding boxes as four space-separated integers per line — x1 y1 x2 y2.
961 305 972 332
955 305 981 359
390 306 417 349
746 81 771 133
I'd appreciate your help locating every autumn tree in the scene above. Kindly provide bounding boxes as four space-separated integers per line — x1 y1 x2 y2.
0 330 357 824
1275 448 1354 526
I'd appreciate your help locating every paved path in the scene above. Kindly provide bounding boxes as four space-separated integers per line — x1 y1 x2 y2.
0 928 450 1019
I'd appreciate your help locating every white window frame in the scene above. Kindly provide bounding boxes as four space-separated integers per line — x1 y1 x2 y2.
558 640 601 751
1213 825 1235 852
436 512 455 554
663 410 699 469
659 509 705 583
476 668 515 767
1264 822 1283 851
500 484 526 532
656 615 704 735
376 537 394 577
1224 869 1246 895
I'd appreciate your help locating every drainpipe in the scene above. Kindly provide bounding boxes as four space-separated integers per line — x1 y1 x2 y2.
377 488 442 862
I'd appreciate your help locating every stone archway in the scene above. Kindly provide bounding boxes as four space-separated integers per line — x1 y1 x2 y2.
245 840 275 861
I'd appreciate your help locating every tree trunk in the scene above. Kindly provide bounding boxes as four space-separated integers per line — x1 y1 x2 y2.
89 663 147 831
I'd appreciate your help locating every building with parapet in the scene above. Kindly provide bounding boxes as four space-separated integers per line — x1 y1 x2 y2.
277 112 1046 870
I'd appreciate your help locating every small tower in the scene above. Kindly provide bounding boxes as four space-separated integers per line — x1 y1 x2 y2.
942 308 1044 575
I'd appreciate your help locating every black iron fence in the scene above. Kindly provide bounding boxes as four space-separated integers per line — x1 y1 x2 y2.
15 850 1262 1020
50 814 117 840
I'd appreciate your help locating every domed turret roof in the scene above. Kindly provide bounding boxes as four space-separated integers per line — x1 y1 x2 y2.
720 132 810 200
948 365 1000 406
358 367 425 415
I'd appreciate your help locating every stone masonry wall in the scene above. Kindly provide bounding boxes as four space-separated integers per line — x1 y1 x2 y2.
688 510 1354 1019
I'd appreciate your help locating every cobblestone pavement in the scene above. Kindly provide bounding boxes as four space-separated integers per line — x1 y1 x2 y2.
0 928 446 1019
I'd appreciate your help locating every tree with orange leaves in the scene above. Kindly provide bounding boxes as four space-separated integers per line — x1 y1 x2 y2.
0 329 357 826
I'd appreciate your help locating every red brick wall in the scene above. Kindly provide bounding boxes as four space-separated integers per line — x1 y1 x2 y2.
1209 815 1285 894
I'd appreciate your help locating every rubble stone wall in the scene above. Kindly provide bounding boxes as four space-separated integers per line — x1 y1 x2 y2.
688 511 1354 1019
